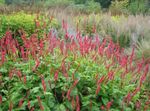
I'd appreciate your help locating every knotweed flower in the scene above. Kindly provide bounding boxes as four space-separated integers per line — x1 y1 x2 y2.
18 99 24 108
0 95 2 104
41 76 46 92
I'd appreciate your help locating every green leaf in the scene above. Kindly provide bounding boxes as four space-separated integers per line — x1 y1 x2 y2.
70 88 78 96
102 98 109 105
30 87 40 94
41 102 51 111
59 104 66 111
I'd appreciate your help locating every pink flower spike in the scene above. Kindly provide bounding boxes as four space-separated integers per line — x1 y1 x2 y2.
66 89 71 100
41 76 46 92
106 100 113 110
18 99 24 108
0 95 2 104
54 70 59 82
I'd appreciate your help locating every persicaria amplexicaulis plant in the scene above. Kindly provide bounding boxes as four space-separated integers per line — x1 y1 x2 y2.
0 20 149 111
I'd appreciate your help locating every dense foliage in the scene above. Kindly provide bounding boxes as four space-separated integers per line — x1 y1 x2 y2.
0 19 149 111
0 12 60 45
2 0 150 14
0 0 150 110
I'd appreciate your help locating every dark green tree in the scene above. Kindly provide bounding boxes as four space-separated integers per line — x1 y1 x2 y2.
94 0 112 8
5 0 12 5
74 0 91 4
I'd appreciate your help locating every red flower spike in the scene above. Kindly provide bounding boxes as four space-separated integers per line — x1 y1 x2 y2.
28 100 30 109
32 59 40 71
124 93 132 104
97 76 105 84
30 107 35 111
21 46 25 59
1 50 6 64
41 77 46 92
24 75 26 84
76 95 80 111
9 102 13 111
60 40 64 54
106 100 113 110
120 55 128 68
40 104 44 111
95 85 101 95
35 20 40 28
9 70 13 80
73 79 79 87
18 99 24 108
54 70 59 82
66 89 71 100
17 70 22 80
107 71 114 80
140 64 149 87
0 95 2 104
145 101 150 105
37 96 44 111
101 105 105 110
136 100 141 109
71 97 75 109
132 87 140 97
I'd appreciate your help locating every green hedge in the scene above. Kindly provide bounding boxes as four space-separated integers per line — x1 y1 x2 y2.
0 12 60 45
0 12 35 36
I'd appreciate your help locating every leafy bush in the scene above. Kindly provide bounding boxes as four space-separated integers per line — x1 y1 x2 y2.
0 0 4 4
128 0 149 14
4 0 12 5
70 1 101 14
0 12 35 36
45 0 73 8
0 22 149 111
109 0 129 15
94 0 112 8
85 1 101 14
0 12 60 45
74 0 88 4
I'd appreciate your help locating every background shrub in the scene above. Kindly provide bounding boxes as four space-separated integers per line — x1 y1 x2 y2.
0 12 35 36
0 12 60 45
109 0 129 15
128 0 148 14
94 0 112 8
0 0 4 4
